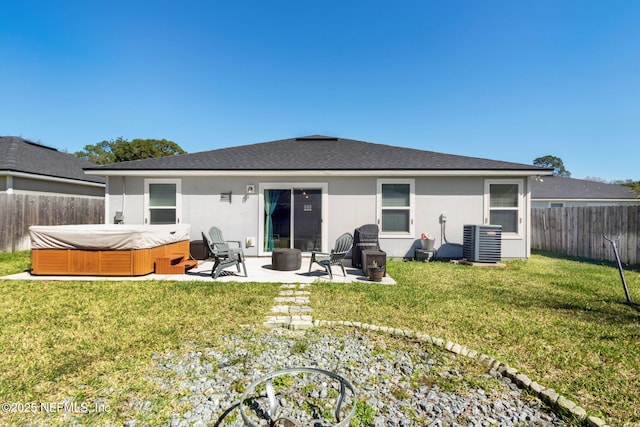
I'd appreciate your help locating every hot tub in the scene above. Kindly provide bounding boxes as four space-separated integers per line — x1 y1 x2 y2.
29 224 191 276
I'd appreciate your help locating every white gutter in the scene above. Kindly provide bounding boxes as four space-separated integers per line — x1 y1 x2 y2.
85 169 553 178
534 198 639 202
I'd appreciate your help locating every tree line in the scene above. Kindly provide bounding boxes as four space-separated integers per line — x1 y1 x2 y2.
74 137 185 165
533 155 639 195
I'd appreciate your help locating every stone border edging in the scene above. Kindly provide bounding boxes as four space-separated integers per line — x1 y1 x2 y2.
312 319 609 427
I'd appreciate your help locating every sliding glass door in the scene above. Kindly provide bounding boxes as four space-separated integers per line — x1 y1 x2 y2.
263 187 323 252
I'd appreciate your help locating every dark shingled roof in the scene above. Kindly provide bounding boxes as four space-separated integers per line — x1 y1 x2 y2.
0 137 105 184
530 176 637 200
85 135 550 173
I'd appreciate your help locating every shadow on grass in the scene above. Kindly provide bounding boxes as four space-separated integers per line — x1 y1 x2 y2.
532 249 640 272
481 292 640 332
548 299 640 326
530 250 640 314
626 301 640 313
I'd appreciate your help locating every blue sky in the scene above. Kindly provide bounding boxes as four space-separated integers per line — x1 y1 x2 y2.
1 0 639 181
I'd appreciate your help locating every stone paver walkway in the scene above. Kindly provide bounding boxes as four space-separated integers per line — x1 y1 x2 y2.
263 284 314 330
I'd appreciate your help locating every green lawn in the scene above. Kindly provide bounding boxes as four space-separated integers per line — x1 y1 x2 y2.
0 251 638 425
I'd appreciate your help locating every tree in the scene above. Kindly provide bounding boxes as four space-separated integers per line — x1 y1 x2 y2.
616 179 638 187
533 155 571 177
584 176 607 183
75 137 186 164
74 139 119 164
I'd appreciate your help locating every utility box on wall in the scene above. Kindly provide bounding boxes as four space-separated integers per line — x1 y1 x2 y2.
463 225 502 263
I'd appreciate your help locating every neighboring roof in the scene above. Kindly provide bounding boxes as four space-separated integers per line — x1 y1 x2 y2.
0 136 105 184
530 176 637 200
85 135 552 175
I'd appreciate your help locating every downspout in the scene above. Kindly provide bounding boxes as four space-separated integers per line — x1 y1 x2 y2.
122 176 126 219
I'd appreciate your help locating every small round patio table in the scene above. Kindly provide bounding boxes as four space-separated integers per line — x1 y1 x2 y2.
271 248 302 271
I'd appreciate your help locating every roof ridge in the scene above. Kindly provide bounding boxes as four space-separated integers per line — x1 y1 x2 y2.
0 136 58 151
295 135 338 141
2 137 21 169
0 136 105 184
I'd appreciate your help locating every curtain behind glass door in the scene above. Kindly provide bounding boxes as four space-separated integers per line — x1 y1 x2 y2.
264 190 290 251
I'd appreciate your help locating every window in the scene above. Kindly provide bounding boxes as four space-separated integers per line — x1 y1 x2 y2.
484 179 523 237
377 179 415 236
144 179 181 224
550 202 564 208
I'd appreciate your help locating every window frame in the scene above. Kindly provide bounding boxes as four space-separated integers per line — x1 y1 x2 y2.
258 182 329 256
144 178 182 224
376 178 415 238
483 179 524 239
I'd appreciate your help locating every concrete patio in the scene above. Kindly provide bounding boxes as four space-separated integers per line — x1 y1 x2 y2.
2 257 396 284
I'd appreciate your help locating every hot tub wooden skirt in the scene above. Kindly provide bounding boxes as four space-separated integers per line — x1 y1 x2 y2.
31 240 190 276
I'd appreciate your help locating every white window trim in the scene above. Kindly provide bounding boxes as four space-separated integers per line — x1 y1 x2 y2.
144 178 182 224
483 179 523 239
376 178 415 238
258 182 329 256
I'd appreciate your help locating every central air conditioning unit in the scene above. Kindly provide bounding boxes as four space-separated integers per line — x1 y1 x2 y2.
463 225 502 263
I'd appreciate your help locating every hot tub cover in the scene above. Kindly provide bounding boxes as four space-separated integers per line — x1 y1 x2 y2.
29 224 191 250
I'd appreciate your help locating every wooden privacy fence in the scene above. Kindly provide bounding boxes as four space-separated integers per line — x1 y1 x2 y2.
531 206 640 266
0 193 105 252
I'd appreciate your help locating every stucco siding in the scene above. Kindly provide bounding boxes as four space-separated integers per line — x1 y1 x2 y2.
106 176 144 224
416 176 484 240
12 176 104 197
185 176 261 251
105 175 530 259
325 176 376 243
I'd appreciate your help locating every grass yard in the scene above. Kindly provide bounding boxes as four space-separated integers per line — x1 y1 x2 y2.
0 251 639 425
313 253 640 426
0 252 280 426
